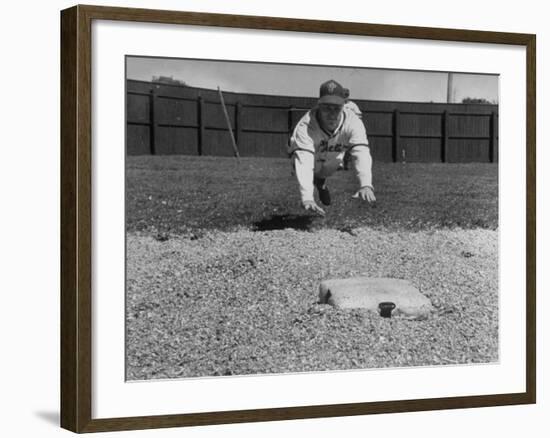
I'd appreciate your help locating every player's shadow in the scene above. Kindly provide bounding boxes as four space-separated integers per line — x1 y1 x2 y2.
253 214 315 231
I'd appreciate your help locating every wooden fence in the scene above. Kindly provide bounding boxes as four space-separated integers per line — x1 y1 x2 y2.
127 80 499 163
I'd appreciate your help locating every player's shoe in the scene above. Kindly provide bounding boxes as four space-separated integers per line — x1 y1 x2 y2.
314 177 331 206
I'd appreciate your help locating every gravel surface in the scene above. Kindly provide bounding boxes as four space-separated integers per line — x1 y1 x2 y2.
126 226 498 380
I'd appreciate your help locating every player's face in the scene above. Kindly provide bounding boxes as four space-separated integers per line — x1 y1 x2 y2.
318 103 344 132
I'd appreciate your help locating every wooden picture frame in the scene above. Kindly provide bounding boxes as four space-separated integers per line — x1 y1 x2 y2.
61 4 536 433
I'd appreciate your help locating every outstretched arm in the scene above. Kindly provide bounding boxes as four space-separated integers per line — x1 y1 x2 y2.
288 113 325 215
350 145 376 202
292 151 325 215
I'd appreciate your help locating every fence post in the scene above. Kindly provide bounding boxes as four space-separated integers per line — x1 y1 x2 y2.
235 101 242 150
149 88 157 155
442 110 449 163
197 95 204 156
490 111 497 163
393 109 400 163
288 106 294 134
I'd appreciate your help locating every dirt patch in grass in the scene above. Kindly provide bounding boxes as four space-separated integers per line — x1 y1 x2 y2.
253 214 315 231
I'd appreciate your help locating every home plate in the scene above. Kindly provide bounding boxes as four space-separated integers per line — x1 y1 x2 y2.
319 277 434 318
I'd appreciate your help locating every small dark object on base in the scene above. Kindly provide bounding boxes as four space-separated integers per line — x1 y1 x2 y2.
379 302 396 318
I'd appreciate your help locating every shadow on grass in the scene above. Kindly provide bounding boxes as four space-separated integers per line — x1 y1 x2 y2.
253 214 315 231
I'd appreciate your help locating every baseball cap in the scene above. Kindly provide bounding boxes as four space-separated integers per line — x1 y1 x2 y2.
318 80 346 105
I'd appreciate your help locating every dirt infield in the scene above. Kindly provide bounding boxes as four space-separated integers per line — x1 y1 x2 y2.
126 227 498 380
125 156 499 380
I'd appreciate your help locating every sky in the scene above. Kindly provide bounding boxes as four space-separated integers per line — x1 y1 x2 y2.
126 56 498 104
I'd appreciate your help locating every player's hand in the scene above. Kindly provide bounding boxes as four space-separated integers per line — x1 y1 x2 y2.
352 186 376 203
302 200 326 216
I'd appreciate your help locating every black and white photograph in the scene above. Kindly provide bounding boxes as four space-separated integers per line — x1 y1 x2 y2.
1 0 544 435
125 57 499 381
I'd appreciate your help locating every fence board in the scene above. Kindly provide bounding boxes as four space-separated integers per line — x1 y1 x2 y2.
203 130 236 157
242 106 288 132
156 127 199 155
448 139 491 162
368 137 393 162
127 126 150 155
205 102 236 129
400 113 442 137
402 138 442 162
239 132 289 158
156 97 198 126
449 114 490 137
126 80 499 162
364 112 393 136
127 93 150 123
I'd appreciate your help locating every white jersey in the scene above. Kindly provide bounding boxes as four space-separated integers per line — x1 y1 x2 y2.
344 100 362 119
289 107 373 202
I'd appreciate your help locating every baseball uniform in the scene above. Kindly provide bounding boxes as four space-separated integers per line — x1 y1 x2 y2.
288 106 373 203
344 100 363 119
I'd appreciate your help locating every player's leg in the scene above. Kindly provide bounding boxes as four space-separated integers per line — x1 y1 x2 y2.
313 155 346 206
313 176 330 206
313 162 334 206
343 150 351 170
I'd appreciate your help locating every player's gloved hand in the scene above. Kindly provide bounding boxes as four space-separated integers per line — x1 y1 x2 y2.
352 186 376 203
302 200 326 216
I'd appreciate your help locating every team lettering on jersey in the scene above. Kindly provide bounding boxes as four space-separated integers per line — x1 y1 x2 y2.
318 140 347 153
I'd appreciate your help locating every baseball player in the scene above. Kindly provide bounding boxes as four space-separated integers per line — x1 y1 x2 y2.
343 88 363 119
288 79 375 216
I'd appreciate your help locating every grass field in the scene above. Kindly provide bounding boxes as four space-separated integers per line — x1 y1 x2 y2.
126 156 498 237
126 155 499 380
